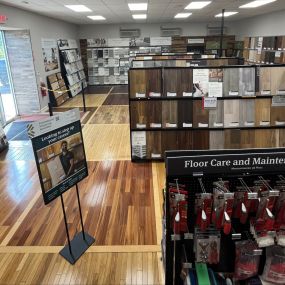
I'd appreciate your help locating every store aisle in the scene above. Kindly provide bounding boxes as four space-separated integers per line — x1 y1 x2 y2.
0 86 165 285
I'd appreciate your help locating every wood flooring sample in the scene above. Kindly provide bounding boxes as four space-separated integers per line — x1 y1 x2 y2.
224 100 240 128
193 100 209 128
146 131 162 159
258 67 271 94
240 130 255 149
162 101 178 128
255 99 271 126
178 100 193 128
146 69 161 96
192 130 209 150
271 67 285 95
147 101 162 127
224 130 240 149
210 131 225 149
209 101 224 127
129 69 146 98
130 101 148 128
161 131 178 153
278 129 285 147
254 129 278 148
177 131 193 150
240 100 255 126
239 68 255 96
270 106 285 125
223 68 239 96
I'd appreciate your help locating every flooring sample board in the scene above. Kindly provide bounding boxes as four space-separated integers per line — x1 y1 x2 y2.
276 36 285 50
193 69 209 97
146 131 162 159
278 129 285 147
147 101 162 128
193 100 209 128
270 106 285 126
177 100 193 128
130 101 148 129
224 130 241 149
259 67 271 95
239 68 255 96
177 131 193 149
240 130 255 149
129 69 146 98
209 131 225 150
270 67 285 95
163 68 193 97
161 131 179 153
162 101 178 128
192 130 209 150
254 129 278 148
255 99 271 126
223 68 239 96
209 100 224 128
240 100 255 127
224 100 240 128
146 69 161 96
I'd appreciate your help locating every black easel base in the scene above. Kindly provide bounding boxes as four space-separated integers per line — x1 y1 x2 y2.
59 232 95 265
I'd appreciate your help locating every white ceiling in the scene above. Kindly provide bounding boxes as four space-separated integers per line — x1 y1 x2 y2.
1 0 285 24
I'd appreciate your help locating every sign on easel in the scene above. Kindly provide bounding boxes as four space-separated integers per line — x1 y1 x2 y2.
28 108 88 204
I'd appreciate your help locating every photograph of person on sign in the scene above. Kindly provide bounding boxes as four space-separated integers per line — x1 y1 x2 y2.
36 132 85 193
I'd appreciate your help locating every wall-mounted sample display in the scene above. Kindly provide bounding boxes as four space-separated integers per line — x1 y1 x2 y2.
209 100 224 127
193 100 209 128
58 39 87 97
270 66 285 95
240 100 255 127
223 68 239 97
224 100 240 127
258 67 271 95
255 99 271 126
162 101 178 128
177 100 193 128
239 68 255 96
209 131 224 149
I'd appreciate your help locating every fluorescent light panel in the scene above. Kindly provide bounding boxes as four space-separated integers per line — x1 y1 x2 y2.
215 11 238 17
175 13 192 18
128 3 148 11
132 14 147 19
65 5 92 12
240 0 277 8
185 1 211 9
87 15 106 20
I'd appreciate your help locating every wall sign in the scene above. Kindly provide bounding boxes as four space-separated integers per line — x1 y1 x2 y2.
28 109 88 204
150 37 172 46
41 38 59 72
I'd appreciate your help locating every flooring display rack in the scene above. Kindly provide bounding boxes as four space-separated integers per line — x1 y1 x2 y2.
129 64 285 162
164 148 285 285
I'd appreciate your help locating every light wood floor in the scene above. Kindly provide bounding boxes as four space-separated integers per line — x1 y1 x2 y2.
0 86 165 284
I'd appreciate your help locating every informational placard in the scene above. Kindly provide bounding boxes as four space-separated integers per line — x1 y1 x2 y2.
208 68 223 97
28 109 88 204
150 37 172 46
129 37 150 47
41 38 59 72
203 97 217 109
188 38 204 44
58 39 78 50
272 96 285 106
87 38 107 47
108 38 130 47
131 131 146 159
193 69 209 97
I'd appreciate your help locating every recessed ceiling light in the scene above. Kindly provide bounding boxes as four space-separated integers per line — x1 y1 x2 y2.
215 11 238 17
132 14 147 19
240 0 276 8
87 15 106 20
174 13 192 18
185 1 211 9
65 5 92 12
128 3 148 11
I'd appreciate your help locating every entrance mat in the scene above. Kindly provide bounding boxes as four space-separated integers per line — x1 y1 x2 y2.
5 121 33 141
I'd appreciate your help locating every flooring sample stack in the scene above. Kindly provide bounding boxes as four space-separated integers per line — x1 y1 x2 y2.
162 101 178 128
193 100 209 128
255 99 271 126
240 100 255 127
147 101 162 128
163 68 193 97
223 68 239 96
224 100 240 128
210 131 225 149
239 68 255 96
209 101 224 128
177 100 193 128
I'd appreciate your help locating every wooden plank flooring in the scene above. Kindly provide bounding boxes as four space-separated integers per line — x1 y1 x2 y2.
0 85 165 284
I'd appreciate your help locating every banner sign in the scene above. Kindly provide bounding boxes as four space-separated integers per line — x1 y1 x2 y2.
28 109 88 204
166 151 285 176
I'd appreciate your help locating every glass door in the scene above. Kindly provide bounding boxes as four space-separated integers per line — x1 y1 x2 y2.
0 30 17 125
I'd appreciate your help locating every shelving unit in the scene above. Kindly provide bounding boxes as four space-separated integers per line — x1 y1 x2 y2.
57 39 87 97
129 64 285 161
47 72 70 107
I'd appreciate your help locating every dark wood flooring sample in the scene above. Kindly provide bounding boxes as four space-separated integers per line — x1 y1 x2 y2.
224 130 240 149
192 130 209 150
130 101 148 128
146 131 162 159
193 100 209 128
162 101 178 128
177 131 193 150
178 100 193 128
147 101 162 127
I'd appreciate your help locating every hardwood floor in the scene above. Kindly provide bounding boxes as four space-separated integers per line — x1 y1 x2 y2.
0 86 165 284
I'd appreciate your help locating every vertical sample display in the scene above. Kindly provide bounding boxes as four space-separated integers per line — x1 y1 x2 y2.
131 131 147 159
146 131 162 159
193 100 209 128
209 100 224 128
147 101 162 128
130 101 149 129
270 67 285 95
240 100 255 126
255 99 271 126
224 100 240 127
223 68 239 96
209 131 224 149
162 101 178 128
258 67 271 95
163 68 193 97
28 109 88 204
193 69 209 97
239 68 255 96
224 130 241 149
177 100 193 128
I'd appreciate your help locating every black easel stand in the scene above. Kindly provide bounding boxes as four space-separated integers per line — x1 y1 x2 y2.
59 184 95 264
82 81 86 113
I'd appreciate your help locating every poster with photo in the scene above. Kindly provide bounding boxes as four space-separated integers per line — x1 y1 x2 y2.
41 38 59 72
28 109 88 204
193 69 209 97
57 39 78 50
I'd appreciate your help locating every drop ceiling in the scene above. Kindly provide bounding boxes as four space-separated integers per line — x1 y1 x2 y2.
1 0 285 24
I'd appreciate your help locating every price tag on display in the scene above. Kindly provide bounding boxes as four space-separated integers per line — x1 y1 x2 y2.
203 97 217 109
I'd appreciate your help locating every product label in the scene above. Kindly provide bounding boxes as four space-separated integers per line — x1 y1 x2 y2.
167 92 177 97
260 121 270 126
261 90 271 95
244 121 255 127
149 92 161 97
165 123 177 128
183 92 193 97
183 123 193 128
244 91 255 96
150 123 162 128
213 122 224 127
229 122 239 127
151 153 162 159
136 124 146 129
198 123 208 128
135 92 146 98
277 90 285 95
229 91 239 96
203 97 217 108
275 121 285 126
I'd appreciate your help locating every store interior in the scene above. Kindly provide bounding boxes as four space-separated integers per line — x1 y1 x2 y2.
0 1 285 284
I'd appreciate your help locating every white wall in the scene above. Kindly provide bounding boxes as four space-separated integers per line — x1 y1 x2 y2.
78 22 235 39
0 4 79 109
232 10 285 38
